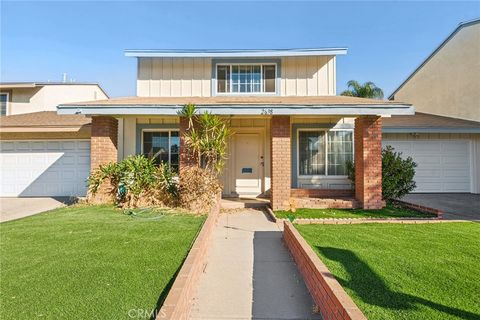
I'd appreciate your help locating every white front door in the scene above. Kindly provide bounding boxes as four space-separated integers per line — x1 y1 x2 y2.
234 133 262 196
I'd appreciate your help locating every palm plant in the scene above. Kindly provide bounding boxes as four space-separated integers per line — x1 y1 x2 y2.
340 80 384 99
179 104 230 173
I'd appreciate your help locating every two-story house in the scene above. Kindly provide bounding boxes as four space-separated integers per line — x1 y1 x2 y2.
57 48 413 210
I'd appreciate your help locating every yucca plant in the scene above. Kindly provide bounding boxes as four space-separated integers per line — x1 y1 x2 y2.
179 104 230 173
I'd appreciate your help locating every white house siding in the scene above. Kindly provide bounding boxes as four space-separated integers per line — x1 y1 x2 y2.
136 56 336 97
383 132 480 194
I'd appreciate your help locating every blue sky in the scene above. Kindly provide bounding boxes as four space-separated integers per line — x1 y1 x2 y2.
1 1 479 97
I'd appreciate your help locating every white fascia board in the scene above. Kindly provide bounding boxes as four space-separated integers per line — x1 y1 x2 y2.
58 104 414 116
124 48 348 58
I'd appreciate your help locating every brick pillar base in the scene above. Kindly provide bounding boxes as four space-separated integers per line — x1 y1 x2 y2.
91 116 118 171
354 116 384 209
270 116 291 211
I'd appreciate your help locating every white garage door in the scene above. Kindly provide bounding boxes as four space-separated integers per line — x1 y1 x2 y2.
0 140 90 197
382 139 471 193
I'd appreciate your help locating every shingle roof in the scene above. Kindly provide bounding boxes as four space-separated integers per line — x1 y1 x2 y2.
63 95 407 106
383 112 480 131
0 111 91 128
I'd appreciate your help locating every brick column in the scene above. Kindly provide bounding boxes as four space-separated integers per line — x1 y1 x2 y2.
354 116 384 209
91 116 118 171
270 116 291 211
179 117 198 171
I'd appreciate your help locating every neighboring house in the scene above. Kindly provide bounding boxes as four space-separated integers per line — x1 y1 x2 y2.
0 82 108 116
57 48 414 210
386 18 480 194
0 82 108 197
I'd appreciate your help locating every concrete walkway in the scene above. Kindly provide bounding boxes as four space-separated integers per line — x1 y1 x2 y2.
190 209 321 320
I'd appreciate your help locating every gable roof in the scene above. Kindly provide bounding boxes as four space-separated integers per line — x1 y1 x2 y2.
125 47 347 58
389 17 480 100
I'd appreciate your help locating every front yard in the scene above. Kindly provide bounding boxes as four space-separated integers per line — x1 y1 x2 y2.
0 205 205 319
297 222 480 320
275 203 436 219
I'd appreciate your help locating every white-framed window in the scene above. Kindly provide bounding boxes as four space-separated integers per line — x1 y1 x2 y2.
141 129 179 172
216 63 277 95
0 93 8 116
298 129 353 177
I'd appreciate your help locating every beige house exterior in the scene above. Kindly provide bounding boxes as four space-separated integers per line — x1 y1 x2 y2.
58 48 414 209
389 18 480 121
0 82 108 116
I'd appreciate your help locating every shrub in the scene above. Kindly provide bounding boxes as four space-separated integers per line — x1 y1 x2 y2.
346 145 417 201
87 155 178 208
179 166 222 214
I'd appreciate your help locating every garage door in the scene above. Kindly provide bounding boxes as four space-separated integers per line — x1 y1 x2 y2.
382 139 471 193
0 140 90 197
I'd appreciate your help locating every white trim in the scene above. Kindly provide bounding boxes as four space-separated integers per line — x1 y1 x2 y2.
215 63 278 96
140 129 180 168
58 104 414 116
296 128 354 179
0 92 9 116
125 48 348 58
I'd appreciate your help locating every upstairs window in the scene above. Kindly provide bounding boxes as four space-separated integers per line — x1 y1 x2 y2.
0 93 7 116
216 64 276 94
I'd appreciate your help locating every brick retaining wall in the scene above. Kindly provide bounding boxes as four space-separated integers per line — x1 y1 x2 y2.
157 195 220 320
283 221 367 320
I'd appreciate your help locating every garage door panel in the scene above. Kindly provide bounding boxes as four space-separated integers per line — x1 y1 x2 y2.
0 140 90 197
383 139 471 193
412 141 442 154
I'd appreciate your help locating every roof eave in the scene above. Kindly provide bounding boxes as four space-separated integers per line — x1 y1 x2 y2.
124 48 348 58
57 103 414 116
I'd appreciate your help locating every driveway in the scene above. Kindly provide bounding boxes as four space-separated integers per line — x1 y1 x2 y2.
0 197 75 223
401 193 480 220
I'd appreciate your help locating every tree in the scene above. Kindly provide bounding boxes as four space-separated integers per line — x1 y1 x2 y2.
340 80 384 99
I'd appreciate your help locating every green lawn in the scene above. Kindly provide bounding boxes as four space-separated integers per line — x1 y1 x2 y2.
297 223 480 320
275 204 436 219
0 205 205 320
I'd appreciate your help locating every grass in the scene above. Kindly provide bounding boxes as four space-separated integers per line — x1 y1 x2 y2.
0 205 205 320
297 223 480 320
275 203 436 219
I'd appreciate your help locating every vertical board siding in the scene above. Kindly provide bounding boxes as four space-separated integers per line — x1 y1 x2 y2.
136 56 335 97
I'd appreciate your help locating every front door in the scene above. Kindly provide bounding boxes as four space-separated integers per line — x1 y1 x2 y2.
234 133 262 196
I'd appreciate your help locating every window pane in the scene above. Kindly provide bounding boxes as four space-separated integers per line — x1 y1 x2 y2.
0 94 7 116
227 64 268 93
299 131 325 175
263 65 276 92
143 132 169 165
217 65 230 93
327 131 353 176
